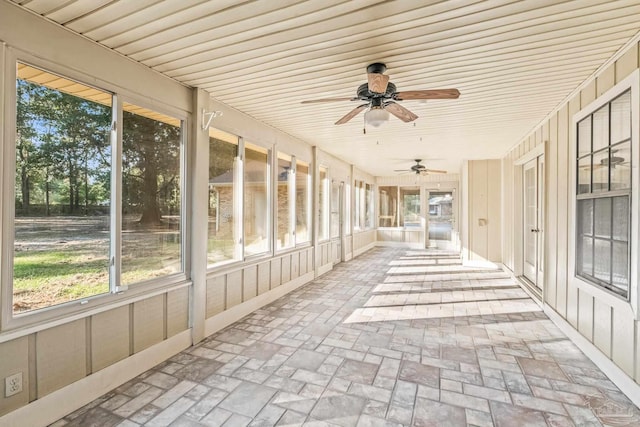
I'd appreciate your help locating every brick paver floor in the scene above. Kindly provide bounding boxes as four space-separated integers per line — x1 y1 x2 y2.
55 247 640 426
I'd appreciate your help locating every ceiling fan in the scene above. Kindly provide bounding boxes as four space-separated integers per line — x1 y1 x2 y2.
301 63 460 126
394 159 446 175
580 150 629 169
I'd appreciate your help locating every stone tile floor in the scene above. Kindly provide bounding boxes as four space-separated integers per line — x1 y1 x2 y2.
54 248 640 426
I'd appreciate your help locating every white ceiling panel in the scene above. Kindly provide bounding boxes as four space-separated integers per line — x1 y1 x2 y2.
12 0 640 176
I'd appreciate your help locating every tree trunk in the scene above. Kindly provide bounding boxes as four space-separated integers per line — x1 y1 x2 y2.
75 184 80 212
45 173 50 217
84 157 89 215
68 162 74 214
138 130 162 225
21 166 30 214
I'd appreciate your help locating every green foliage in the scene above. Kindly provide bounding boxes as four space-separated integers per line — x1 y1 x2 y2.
15 79 112 215
15 78 183 221
122 111 181 224
209 137 237 178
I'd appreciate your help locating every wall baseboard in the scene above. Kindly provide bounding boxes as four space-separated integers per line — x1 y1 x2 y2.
0 330 192 427
544 305 640 409
316 263 333 277
499 263 543 308
204 271 315 337
375 241 423 249
353 241 376 257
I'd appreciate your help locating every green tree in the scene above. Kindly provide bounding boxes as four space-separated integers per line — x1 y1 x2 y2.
123 112 181 226
16 79 111 216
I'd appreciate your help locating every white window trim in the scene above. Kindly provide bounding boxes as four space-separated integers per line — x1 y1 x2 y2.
1 51 190 331
569 68 640 319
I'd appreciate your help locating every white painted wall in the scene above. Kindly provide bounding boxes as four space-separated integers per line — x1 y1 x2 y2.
461 160 502 264
502 40 640 390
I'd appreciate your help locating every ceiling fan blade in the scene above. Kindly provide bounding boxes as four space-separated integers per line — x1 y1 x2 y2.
393 169 410 172
424 168 447 174
301 97 355 104
395 89 460 100
384 102 418 123
335 104 368 125
368 73 389 94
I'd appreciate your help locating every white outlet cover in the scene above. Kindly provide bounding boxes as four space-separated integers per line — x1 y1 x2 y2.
5 372 23 397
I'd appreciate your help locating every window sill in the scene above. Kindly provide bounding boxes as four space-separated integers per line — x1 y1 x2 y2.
572 275 637 320
353 228 374 234
207 258 243 272
208 246 313 277
1 279 192 343
377 226 423 230
276 245 311 257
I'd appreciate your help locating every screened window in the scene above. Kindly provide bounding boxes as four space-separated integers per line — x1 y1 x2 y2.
379 186 399 227
359 181 366 230
331 180 340 238
576 90 631 298
365 183 374 229
401 187 421 227
11 63 185 316
318 167 329 241
277 153 294 250
244 143 270 256
121 103 183 285
295 160 311 244
344 182 351 235
13 63 112 313
208 128 240 265
354 180 363 230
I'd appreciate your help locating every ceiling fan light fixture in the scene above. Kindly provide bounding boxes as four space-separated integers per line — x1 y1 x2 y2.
365 106 389 127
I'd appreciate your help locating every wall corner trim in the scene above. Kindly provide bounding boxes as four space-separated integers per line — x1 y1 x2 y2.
353 241 376 258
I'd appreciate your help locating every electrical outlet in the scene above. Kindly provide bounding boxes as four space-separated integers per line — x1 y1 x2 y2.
5 372 23 397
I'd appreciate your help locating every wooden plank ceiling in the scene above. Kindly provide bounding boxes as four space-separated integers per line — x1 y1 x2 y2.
11 0 640 175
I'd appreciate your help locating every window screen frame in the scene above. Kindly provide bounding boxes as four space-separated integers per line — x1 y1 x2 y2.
574 90 631 298
1 51 190 331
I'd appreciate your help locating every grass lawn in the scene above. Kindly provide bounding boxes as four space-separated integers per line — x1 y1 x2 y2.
13 249 110 312
13 214 183 313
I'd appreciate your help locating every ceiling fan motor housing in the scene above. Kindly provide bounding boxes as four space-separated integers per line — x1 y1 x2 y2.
357 82 396 100
366 62 387 74
304 62 459 125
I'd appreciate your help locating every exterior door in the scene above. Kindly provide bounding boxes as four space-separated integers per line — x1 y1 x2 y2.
427 191 456 250
523 156 544 288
